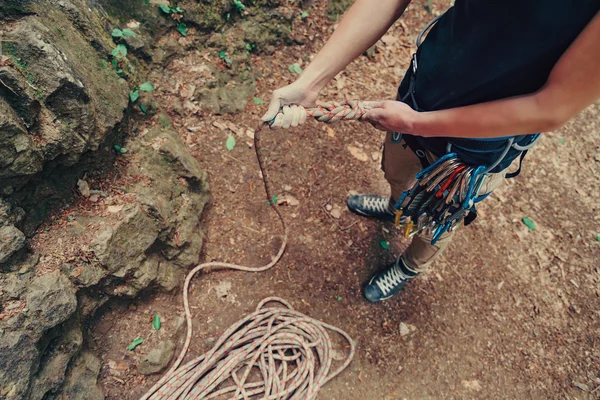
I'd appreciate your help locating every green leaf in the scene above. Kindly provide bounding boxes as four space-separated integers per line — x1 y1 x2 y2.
119 147 127 154
225 135 236 151
112 44 127 59
44 227 50 231
522 217 536 231
111 59 118 69
139 82 154 91
252 97 264 105
153 314 161 330
301 11 309 19
596 234 600 242
129 89 139 103
139 103 147 113
336 296 342 301
111 28 123 38
233 0 246 11
558 137 564 145
127 337 143 351
288 63 303 74
67 216 75 222
176 23 188 36
159 4 172 13
114 145 121 152
379 240 390 250
122 29 136 37
271 195 278 204
173 6 184 13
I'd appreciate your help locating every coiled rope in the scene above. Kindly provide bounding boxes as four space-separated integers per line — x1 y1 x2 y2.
140 100 367 400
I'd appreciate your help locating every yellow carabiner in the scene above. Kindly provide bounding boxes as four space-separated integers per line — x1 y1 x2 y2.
403 221 414 238
394 210 403 227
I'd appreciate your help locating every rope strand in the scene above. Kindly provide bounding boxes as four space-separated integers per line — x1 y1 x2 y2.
140 101 364 400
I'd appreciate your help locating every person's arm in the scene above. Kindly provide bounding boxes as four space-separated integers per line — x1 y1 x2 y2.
263 0 412 127
364 11 600 138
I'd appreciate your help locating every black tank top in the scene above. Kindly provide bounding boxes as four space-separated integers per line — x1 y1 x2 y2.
405 0 599 111
396 0 599 170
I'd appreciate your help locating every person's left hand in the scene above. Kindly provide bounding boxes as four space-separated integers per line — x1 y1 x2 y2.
362 100 416 133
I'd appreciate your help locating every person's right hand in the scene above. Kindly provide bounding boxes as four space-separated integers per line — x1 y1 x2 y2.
261 81 319 129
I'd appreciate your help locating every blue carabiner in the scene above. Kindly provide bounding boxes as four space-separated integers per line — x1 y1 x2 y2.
462 165 486 209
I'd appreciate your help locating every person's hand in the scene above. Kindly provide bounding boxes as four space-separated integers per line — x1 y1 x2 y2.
362 100 416 133
261 81 319 129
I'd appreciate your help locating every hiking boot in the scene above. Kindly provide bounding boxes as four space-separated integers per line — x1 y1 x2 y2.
347 194 396 223
363 258 420 303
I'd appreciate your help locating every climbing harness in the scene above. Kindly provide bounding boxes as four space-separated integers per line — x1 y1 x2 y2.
391 12 541 244
140 101 367 400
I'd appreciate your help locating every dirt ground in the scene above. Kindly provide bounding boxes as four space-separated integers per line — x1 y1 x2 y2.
91 1 600 399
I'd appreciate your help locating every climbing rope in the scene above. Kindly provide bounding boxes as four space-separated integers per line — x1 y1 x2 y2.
140 100 366 400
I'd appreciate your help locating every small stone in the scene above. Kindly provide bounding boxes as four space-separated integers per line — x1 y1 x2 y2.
89 194 100 203
330 206 342 219
0 225 26 264
137 340 176 375
77 179 90 197
283 185 292 192
325 204 333 211
371 152 379 161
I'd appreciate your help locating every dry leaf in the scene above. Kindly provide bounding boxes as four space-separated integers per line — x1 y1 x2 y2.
347 145 368 162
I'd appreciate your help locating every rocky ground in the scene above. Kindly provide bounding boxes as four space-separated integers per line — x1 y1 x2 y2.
1 0 599 399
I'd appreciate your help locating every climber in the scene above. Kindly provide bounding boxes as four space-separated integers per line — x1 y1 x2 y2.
262 0 600 303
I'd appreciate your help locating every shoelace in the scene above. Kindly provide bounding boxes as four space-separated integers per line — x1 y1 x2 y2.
375 263 411 295
363 196 391 214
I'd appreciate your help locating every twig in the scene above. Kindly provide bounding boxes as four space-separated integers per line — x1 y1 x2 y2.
320 206 358 231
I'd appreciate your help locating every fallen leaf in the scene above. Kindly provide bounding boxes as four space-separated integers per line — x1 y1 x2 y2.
347 145 368 162
278 194 300 206
327 127 335 137
522 217 536 231
461 380 482 391
127 337 143 351
153 314 161 330
253 97 265 105
381 35 398 45
226 135 236 151
288 63 303 74
380 240 390 250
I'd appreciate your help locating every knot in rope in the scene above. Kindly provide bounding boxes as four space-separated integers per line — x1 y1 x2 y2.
306 100 367 123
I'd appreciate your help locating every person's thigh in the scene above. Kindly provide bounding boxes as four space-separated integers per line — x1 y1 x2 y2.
382 132 422 201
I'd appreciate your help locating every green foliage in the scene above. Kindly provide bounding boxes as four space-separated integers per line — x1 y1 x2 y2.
139 103 148 113
159 4 184 14
233 0 246 13
127 337 144 351
379 240 390 250
139 82 154 91
153 314 161 330
253 97 265 105
244 42 255 53
226 135 236 151
129 89 139 103
122 29 136 36
112 28 124 38
176 23 188 36
112 44 127 59
218 50 232 66
522 217 536 231
301 11 309 19
288 63 302 74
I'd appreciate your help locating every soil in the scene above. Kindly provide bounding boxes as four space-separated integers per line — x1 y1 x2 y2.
90 1 600 399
